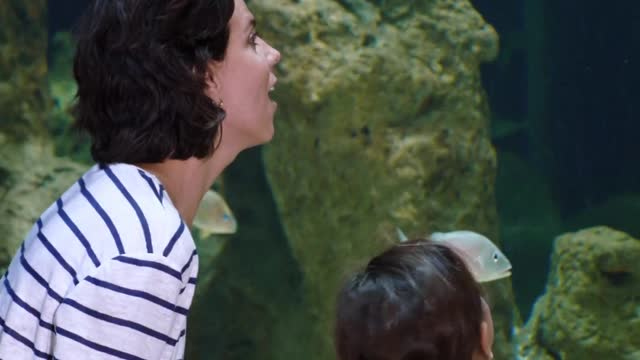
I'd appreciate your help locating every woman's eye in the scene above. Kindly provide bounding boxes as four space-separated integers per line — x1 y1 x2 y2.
249 32 260 47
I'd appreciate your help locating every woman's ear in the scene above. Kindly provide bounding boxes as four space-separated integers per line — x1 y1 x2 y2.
204 62 224 104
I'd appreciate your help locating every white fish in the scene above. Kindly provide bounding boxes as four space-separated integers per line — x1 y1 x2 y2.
193 190 237 238
396 228 512 283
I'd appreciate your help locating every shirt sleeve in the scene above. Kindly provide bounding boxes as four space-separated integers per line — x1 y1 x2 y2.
51 253 189 360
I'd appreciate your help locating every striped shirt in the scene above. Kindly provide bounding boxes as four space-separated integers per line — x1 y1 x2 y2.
0 163 198 360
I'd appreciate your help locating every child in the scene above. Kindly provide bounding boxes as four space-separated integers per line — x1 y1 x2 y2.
335 239 494 360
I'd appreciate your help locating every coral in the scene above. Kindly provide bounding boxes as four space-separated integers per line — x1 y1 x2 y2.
518 226 640 359
0 0 50 140
0 139 87 272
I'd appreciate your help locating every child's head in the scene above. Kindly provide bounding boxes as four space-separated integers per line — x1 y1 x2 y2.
335 239 494 360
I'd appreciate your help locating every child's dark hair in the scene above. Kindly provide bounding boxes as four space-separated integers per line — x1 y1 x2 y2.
71 0 235 164
335 239 485 360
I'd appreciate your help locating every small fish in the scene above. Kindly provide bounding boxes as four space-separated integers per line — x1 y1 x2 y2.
396 228 512 283
193 190 237 238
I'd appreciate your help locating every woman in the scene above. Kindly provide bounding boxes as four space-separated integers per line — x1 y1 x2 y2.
0 0 280 359
335 239 495 360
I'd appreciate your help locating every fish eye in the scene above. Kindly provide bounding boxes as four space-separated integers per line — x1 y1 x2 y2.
493 253 499 262
223 214 231 222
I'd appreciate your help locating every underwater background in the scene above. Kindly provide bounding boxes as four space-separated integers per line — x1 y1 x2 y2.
1 0 639 359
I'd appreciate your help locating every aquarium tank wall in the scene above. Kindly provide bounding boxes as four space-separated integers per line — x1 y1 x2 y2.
1 0 639 359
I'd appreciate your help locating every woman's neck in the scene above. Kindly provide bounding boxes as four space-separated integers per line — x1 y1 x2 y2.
136 145 239 226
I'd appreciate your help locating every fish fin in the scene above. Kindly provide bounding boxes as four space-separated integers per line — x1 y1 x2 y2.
199 228 213 239
396 227 409 242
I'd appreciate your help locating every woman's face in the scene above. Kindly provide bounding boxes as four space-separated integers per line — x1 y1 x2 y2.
209 0 281 151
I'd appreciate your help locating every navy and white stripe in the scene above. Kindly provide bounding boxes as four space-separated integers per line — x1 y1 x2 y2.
0 163 198 360
104 166 153 252
79 177 125 254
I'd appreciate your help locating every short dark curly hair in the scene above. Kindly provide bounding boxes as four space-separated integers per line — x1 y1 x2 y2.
71 0 235 164
335 239 485 360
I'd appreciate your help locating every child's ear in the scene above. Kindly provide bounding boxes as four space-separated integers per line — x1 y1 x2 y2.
480 321 494 359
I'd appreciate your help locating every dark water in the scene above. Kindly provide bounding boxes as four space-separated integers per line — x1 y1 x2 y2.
474 0 640 316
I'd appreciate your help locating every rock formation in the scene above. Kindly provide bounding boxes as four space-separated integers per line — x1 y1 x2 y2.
518 226 640 359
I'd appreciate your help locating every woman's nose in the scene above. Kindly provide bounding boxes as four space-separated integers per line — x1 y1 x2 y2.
268 46 281 66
